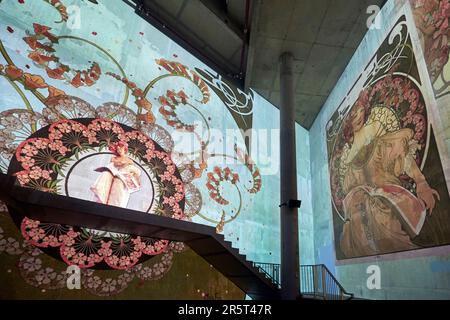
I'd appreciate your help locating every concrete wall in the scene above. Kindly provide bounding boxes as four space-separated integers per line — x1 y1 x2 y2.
309 0 450 299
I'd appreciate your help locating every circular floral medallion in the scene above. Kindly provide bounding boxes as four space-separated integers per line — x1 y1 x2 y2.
7 118 186 269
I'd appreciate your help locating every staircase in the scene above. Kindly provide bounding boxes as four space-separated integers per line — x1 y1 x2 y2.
0 173 352 300
0 173 279 300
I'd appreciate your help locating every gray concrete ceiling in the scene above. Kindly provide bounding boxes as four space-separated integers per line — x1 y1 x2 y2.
134 0 385 129
246 0 385 129
138 0 249 81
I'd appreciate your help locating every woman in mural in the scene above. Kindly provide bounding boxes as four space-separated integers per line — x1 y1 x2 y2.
338 101 440 258
91 141 142 208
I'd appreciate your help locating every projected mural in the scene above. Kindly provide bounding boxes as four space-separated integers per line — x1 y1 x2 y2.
0 0 272 298
327 15 450 260
411 0 450 96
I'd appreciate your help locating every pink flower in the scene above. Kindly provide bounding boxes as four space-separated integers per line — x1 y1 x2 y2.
100 121 112 130
20 156 35 170
25 218 40 229
145 141 155 150
44 235 60 247
71 123 84 132
174 192 184 202
48 131 63 140
72 252 87 264
112 124 123 134
57 122 71 133
41 170 53 180
16 171 30 185
29 166 43 179
108 255 119 265
21 144 38 157
62 246 76 257
29 228 45 241
33 139 49 149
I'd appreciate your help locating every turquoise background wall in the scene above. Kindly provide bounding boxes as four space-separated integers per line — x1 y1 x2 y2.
309 0 450 299
0 0 314 298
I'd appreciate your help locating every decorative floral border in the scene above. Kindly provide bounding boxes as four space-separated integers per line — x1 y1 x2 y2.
9 117 189 269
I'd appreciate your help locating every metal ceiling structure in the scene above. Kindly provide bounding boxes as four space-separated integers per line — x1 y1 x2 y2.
131 0 386 129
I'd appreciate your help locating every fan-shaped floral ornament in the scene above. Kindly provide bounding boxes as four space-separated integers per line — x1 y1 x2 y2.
13 234 182 296
0 109 49 172
43 96 98 121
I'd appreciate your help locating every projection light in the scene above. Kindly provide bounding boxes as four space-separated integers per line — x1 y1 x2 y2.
279 200 302 208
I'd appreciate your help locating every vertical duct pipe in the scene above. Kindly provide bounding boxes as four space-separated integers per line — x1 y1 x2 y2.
279 52 300 300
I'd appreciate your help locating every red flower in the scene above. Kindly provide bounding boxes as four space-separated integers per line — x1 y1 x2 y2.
24 73 48 90
133 88 144 97
136 98 152 111
5 65 23 81
90 63 101 78
5 65 23 80
33 23 58 43
33 23 51 35
45 66 66 79
137 111 155 124
28 52 55 65
23 36 38 49
71 72 82 88
47 86 66 99
82 71 95 86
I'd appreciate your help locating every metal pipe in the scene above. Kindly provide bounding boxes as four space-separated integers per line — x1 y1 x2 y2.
279 52 300 300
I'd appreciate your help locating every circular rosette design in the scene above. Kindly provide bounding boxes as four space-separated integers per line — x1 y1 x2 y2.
329 75 428 217
43 96 97 122
183 183 202 219
139 123 174 153
18 245 68 290
0 109 49 172
8 118 187 270
96 102 138 128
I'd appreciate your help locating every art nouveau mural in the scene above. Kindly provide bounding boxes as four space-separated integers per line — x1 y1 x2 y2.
0 0 288 298
327 13 450 260
410 0 450 189
411 0 450 97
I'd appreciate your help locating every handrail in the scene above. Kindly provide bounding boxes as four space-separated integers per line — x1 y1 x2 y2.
251 262 354 300
252 262 281 288
300 264 354 300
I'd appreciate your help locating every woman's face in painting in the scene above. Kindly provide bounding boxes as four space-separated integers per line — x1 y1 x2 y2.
350 104 366 133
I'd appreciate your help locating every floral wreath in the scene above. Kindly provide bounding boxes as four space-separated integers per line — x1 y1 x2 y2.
8 118 190 270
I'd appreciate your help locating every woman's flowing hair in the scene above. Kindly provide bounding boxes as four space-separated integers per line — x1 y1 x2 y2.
108 141 129 155
342 90 372 145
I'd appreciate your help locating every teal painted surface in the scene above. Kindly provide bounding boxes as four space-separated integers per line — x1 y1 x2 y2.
296 123 314 266
309 0 450 299
0 0 315 271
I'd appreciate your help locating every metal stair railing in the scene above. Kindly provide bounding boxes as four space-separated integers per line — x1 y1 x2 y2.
251 262 281 288
300 264 354 300
250 262 354 300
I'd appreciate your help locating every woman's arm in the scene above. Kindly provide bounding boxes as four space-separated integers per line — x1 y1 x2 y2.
404 149 440 214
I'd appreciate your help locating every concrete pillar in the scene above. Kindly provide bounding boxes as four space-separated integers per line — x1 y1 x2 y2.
279 52 300 300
